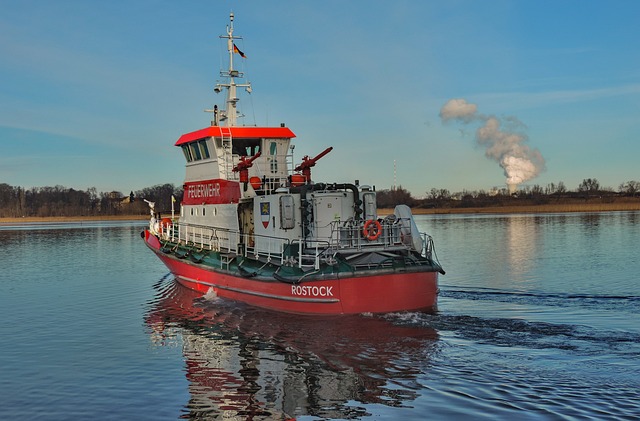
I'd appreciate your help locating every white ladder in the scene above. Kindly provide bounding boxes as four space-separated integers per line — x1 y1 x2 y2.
218 127 233 179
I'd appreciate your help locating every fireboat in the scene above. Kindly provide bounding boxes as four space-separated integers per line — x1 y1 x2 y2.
142 13 444 314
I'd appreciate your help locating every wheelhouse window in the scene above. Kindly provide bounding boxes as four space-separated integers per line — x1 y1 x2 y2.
231 138 261 156
190 142 202 160
198 140 210 159
181 145 193 162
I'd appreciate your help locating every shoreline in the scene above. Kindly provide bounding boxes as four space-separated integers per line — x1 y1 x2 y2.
396 202 640 215
0 215 149 225
2 201 640 224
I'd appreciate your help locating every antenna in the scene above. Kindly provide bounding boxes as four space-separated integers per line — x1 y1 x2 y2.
393 160 397 190
215 12 252 127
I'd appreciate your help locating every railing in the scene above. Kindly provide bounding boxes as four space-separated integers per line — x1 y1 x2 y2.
331 219 402 249
323 216 430 252
160 217 433 270
230 149 296 195
163 221 293 266
422 232 435 260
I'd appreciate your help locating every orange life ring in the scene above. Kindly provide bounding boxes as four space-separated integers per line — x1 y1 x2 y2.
363 219 382 241
159 217 172 234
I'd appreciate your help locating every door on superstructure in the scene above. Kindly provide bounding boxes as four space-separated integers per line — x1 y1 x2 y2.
238 201 255 251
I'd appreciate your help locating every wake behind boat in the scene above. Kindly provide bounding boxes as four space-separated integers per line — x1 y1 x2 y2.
142 13 444 314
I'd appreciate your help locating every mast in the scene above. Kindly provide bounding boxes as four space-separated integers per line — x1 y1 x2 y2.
213 12 252 127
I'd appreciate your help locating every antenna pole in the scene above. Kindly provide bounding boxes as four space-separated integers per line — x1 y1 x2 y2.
393 160 397 190
212 12 252 127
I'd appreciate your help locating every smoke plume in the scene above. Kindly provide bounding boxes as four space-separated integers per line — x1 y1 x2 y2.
440 98 545 193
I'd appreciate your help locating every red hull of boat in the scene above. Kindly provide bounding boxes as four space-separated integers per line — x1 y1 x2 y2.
144 231 438 315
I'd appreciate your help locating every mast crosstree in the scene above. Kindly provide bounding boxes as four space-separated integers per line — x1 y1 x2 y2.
212 12 252 127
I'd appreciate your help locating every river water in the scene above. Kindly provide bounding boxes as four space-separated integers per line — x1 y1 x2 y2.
0 213 638 420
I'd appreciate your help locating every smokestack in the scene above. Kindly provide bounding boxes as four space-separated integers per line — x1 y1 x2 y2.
440 98 545 188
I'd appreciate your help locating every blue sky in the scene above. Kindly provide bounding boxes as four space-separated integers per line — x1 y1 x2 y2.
1 0 639 196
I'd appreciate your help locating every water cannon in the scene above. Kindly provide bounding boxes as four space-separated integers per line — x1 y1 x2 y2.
294 146 333 184
233 152 262 185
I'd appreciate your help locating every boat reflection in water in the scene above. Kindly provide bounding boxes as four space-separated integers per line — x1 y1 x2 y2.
145 278 439 419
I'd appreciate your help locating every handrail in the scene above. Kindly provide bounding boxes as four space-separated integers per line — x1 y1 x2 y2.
169 220 295 264
161 216 427 270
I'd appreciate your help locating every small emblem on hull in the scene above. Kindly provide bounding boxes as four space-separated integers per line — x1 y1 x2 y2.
261 202 270 228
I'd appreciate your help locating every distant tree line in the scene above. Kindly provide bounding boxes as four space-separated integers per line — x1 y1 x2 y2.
0 183 182 218
377 178 640 209
1 178 639 217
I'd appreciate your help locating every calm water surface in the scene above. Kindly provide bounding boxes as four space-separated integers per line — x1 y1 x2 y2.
0 213 639 420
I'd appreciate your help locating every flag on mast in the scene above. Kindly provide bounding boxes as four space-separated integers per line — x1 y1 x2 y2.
233 43 246 58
